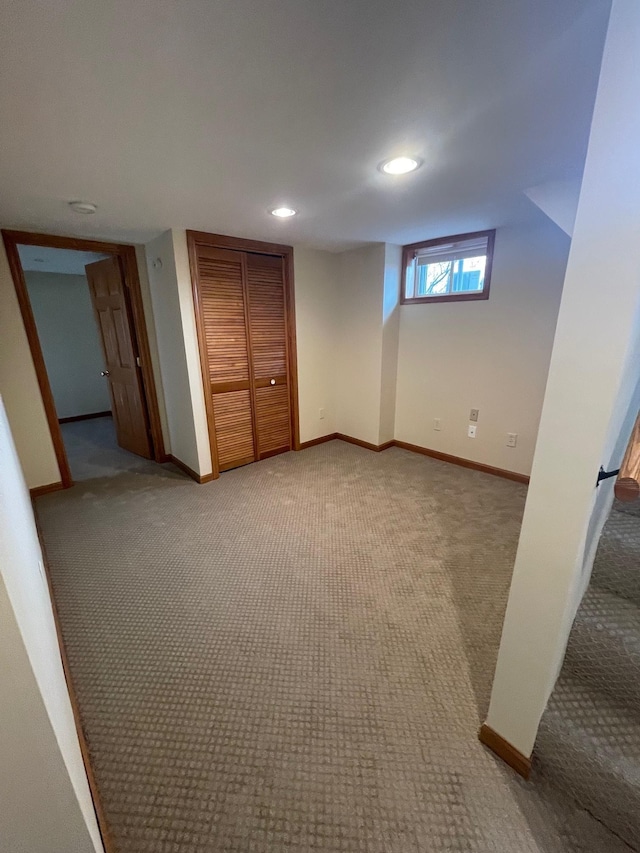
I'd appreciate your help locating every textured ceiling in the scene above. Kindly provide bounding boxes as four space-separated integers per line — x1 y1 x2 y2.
0 0 611 250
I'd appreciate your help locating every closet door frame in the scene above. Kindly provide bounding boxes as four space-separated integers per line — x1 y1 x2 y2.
187 230 300 479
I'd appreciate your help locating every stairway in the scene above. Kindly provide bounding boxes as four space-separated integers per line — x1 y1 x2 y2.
534 501 640 850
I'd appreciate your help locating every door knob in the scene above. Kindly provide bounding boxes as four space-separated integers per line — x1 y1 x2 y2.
270 379 276 385
101 370 110 377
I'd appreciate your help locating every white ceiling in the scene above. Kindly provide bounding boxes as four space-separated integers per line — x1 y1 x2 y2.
18 245 108 275
0 0 611 251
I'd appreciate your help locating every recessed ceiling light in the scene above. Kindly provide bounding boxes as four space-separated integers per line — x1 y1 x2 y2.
270 206 297 218
69 201 97 214
379 156 422 175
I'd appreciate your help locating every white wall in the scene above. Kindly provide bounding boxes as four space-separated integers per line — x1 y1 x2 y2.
172 231 212 475
145 230 211 476
293 248 340 442
524 178 581 237
0 240 60 489
25 271 111 420
0 397 102 852
486 0 640 757
379 244 402 444
395 219 570 475
335 244 387 445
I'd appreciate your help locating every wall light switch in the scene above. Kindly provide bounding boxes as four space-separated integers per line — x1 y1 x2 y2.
433 418 442 431
507 432 518 447
469 408 479 422
468 424 477 438
319 408 325 420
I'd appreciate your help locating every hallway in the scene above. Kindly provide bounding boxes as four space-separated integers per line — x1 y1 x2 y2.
61 416 161 482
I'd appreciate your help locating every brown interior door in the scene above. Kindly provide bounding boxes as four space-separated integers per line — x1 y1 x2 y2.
246 253 292 459
196 247 256 471
85 257 152 459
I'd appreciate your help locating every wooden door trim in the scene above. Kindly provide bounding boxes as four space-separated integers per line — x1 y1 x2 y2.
187 230 294 258
2 233 73 487
187 230 300 479
2 229 166 489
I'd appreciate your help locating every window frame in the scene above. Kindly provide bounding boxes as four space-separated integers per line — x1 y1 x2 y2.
400 228 496 305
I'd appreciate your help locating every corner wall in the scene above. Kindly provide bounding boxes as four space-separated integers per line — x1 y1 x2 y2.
379 244 402 444
144 230 211 476
294 248 340 442
335 244 387 446
486 0 640 757
394 218 570 474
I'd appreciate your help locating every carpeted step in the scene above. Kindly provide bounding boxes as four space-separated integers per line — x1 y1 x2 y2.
563 584 640 716
535 675 640 850
591 507 640 609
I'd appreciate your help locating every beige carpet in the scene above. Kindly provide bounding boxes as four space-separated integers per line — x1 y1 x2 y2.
61 416 158 481
36 436 629 852
535 500 640 849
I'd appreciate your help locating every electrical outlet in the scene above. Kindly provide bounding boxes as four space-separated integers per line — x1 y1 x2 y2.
433 418 442 431
319 408 325 420
468 424 477 439
469 408 479 422
507 432 518 447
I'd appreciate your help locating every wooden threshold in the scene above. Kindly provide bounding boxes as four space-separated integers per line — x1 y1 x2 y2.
299 434 529 483
167 454 215 484
30 481 65 499
59 411 112 424
479 723 531 780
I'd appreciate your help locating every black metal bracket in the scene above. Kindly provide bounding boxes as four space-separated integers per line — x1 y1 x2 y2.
596 466 620 487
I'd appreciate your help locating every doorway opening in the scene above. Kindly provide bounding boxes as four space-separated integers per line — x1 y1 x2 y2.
3 230 165 486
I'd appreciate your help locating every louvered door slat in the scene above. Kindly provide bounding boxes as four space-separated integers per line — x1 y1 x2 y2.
212 390 255 470
246 253 291 458
199 257 249 383
196 248 255 469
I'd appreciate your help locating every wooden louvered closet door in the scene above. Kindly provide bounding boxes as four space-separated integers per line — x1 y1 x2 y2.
193 243 293 474
196 247 255 471
246 253 292 459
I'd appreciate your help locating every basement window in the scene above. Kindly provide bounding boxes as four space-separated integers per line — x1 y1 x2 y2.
402 229 495 304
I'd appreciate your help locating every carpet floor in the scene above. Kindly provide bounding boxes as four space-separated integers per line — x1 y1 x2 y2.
535 499 640 849
61 415 157 481
36 432 630 852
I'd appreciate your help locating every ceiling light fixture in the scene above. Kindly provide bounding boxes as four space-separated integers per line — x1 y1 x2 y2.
270 206 297 218
379 156 422 175
69 201 97 214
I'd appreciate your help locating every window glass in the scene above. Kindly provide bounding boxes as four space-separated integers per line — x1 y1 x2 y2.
403 231 494 304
